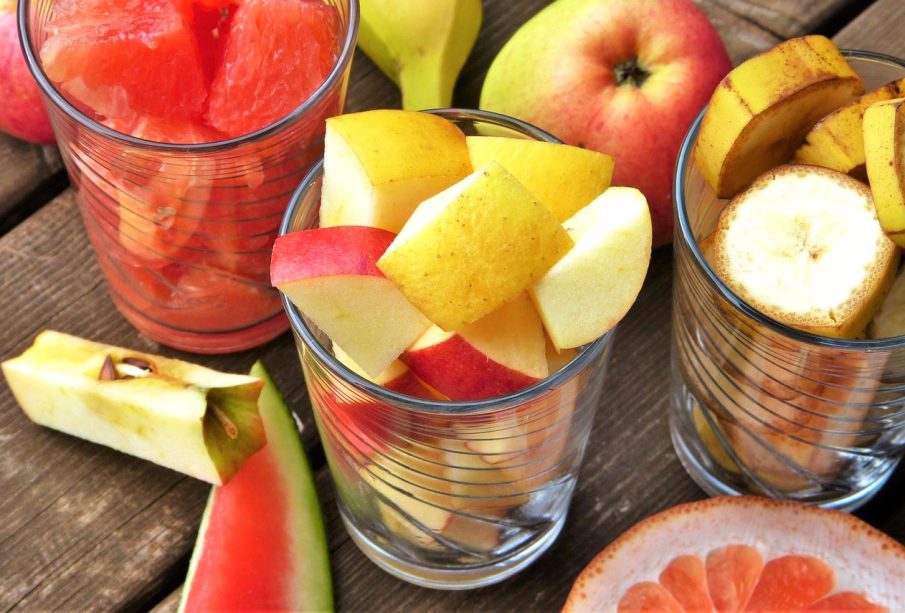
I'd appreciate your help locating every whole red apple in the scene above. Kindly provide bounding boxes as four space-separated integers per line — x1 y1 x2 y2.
480 0 731 247
0 0 55 144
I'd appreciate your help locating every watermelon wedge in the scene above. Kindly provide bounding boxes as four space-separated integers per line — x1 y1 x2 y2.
179 361 332 612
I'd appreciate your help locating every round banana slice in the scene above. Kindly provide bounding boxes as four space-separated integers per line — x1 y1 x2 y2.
711 165 899 338
695 35 864 199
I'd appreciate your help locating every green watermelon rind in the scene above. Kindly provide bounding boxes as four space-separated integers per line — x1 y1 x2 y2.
178 361 333 612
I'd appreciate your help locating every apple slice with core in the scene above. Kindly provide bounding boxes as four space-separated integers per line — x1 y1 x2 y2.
378 162 573 330
695 35 864 199
864 97 905 248
271 226 430 378
319 109 472 232
465 136 614 222
530 187 652 350
401 293 548 401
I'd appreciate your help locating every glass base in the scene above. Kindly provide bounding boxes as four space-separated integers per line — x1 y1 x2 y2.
114 295 289 354
669 382 899 512
340 510 566 590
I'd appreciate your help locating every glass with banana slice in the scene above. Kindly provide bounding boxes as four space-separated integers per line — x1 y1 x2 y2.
671 36 905 511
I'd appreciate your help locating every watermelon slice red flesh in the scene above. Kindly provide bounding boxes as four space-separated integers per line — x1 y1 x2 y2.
180 361 332 612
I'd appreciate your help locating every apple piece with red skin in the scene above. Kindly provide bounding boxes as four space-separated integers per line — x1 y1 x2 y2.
332 343 437 400
271 225 431 378
0 0 55 144
479 0 731 247
401 293 547 401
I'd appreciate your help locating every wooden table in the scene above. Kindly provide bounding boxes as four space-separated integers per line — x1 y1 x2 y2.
2 1 903 610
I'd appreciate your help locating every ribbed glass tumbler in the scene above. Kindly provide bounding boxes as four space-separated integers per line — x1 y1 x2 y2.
670 51 905 511
280 109 614 589
20 0 357 353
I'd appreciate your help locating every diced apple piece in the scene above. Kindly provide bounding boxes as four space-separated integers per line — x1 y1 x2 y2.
794 78 905 181
695 35 864 198
320 110 472 232
332 343 436 399
378 162 573 330
864 97 905 248
530 187 652 350
271 226 431 377
442 514 501 553
466 136 614 221
402 293 547 400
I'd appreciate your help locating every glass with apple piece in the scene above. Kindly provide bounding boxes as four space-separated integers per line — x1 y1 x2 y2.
670 50 905 511
280 109 614 589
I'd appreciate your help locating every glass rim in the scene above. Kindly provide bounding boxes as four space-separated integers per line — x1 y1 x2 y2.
18 0 360 152
674 48 905 352
280 107 613 415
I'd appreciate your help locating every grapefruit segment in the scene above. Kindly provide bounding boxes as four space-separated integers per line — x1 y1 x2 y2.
659 555 715 612
745 555 835 611
205 0 340 137
563 497 905 613
807 592 887 611
706 544 763 611
41 0 209 121
618 582 685 612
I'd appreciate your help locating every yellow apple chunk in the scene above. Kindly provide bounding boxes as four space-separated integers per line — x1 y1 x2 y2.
864 97 905 247
530 187 652 350
794 78 905 180
711 165 898 338
466 136 614 221
378 162 574 330
695 35 864 199
320 109 472 232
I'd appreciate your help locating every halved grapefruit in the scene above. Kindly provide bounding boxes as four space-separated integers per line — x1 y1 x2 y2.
563 496 904 612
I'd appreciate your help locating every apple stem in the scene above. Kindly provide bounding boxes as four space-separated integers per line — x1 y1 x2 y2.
615 58 650 88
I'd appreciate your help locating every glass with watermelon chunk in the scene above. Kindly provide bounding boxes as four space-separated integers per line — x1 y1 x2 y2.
19 0 358 352
278 110 616 589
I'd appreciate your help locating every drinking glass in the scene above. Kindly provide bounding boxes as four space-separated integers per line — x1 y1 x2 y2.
671 50 905 511
281 109 614 589
19 0 358 353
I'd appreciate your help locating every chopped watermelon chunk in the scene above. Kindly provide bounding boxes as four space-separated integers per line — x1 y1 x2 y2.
41 0 209 121
205 0 340 137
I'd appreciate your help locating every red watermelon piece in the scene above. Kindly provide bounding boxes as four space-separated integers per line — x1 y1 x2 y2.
205 0 340 137
179 362 332 611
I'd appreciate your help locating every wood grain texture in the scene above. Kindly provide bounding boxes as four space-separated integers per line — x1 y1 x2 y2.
0 0 900 611
0 136 61 219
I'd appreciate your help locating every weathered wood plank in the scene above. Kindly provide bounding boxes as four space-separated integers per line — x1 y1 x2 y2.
0 135 62 220
709 0 863 39
0 0 895 610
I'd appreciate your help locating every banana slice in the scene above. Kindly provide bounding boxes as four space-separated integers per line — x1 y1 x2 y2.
864 97 905 248
695 35 863 199
869 265 905 338
794 78 905 181
711 164 898 338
